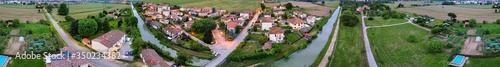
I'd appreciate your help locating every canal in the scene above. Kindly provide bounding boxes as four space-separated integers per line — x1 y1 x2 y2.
274 6 341 66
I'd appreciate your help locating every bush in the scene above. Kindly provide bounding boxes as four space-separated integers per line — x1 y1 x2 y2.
425 40 445 53
340 14 359 27
495 19 500 24
383 16 390 20
442 2 455 5
446 43 454 48
406 35 417 43
367 17 374 20
483 20 488 24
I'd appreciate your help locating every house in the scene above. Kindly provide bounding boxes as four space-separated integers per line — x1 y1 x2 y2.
227 21 239 34
140 49 171 67
160 18 169 24
184 21 194 29
221 15 237 23
106 14 118 19
260 17 275 30
152 13 163 20
230 20 245 26
162 10 170 17
268 27 285 43
263 12 272 17
157 4 170 12
262 41 272 51
7 22 12 27
293 11 307 18
202 7 213 13
163 26 183 39
169 14 183 22
171 10 183 16
218 10 227 15
45 47 92 67
239 11 251 19
92 30 127 52
306 16 316 25
288 18 305 30
180 7 191 11
150 21 162 29
145 10 156 16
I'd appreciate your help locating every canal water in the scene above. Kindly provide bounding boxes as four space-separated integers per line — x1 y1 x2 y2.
274 6 341 66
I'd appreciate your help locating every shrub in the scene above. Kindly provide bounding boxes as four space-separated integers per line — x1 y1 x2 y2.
383 16 390 20
495 19 500 24
340 14 359 27
368 17 374 20
406 35 417 43
425 40 445 53
446 43 454 48
483 20 488 24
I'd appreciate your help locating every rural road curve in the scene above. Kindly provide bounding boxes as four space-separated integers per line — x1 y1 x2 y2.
361 12 378 67
44 9 125 67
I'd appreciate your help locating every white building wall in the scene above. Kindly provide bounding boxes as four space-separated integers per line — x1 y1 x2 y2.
92 41 110 52
261 22 273 30
269 34 284 43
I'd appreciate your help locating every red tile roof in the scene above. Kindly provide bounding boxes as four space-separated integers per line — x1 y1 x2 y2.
288 18 304 24
269 27 284 34
260 17 274 23
221 15 237 21
163 26 183 34
82 38 90 45
49 47 90 67
307 16 315 20
227 21 239 28
92 30 126 48
141 49 171 67
184 21 194 28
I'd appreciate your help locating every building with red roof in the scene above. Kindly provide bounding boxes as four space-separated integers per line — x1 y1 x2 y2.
268 27 285 43
91 30 127 52
140 49 171 67
288 18 305 30
163 26 184 39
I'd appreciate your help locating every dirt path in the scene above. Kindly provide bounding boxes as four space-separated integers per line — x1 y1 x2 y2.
318 12 341 67
3 37 25 55
460 37 483 55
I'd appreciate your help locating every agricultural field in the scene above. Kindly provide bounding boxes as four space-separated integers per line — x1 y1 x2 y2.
364 17 407 26
398 5 500 22
0 4 37 9
180 0 260 11
385 1 441 9
265 2 334 16
52 3 130 21
0 6 45 22
452 4 493 9
143 0 202 5
367 24 450 67
324 1 339 8
330 21 368 67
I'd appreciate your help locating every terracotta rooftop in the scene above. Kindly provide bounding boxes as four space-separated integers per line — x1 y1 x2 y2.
262 41 272 51
82 38 90 44
260 17 275 22
141 49 171 67
221 15 237 20
288 18 304 24
307 16 315 20
92 30 126 48
163 26 183 34
184 21 194 28
269 27 284 34
227 21 239 29
48 47 90 67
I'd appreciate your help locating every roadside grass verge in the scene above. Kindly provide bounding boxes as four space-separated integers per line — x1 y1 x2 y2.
330 20 368 67
364 17 407 26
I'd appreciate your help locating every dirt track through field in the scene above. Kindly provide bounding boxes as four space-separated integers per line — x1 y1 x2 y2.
0 7 45 22
265 2 334 16
398 5 500 22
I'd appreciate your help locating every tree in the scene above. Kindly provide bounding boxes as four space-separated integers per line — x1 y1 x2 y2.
192 19 216 33
174 52 192 66
219 22 226 31
46 5 53 13
496 19 500 24
38 19 49 26
77 19 98 37
322 1 325 5
99 12 106 18
12 18 20 27
235 26 242 34
128 16 138 27
70 20 79 35
468 18 477 27
202 32 214 44
57 3 69 15
97 18 110 32
260 3 266 10
285 3 293 10
340 14 359 27
425 40 445 53
65 16 75 22
447 13 457 20
397 3 404 8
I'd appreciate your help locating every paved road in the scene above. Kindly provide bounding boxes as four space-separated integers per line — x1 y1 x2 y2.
361 13 378 67
318 12 341 67
44 9 125 67
204 12 261 67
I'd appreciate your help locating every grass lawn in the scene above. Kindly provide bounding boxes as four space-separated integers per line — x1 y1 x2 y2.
426 19 444 27
285 32 301 43
385 2 441 9
465 57 500 67
330 21 368 67
367 24 450 66
144 0 202 5
180 0 260 11
19 23 52 34
364 17 407 26
324 2 340 8
476 23 500 34
52 3 130 21
0 4 36 9
8 59 46 67
452 4 493 9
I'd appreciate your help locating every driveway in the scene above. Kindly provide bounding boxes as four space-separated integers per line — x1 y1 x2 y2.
44 9 125 67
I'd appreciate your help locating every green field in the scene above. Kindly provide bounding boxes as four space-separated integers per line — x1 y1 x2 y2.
365 18 407 26
465 57 500 67
324 2 340 8
385 2 441 9
19 23 52 34
8 59 46 67
53 3 130 21
180 0 260 11
0 4 36 9
330 21 368 67
367 24 449 66
143 0 202 5
452 4 493 9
